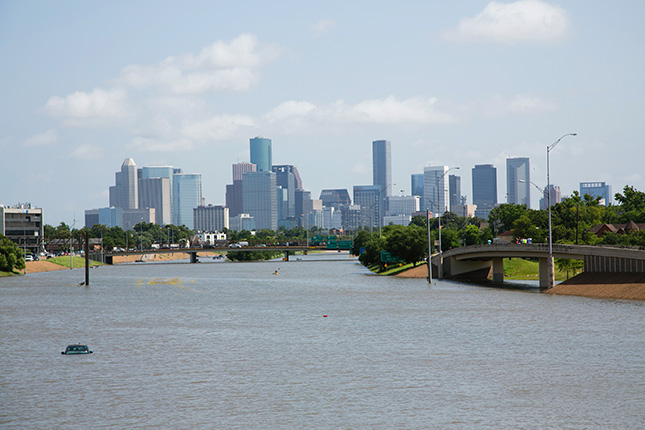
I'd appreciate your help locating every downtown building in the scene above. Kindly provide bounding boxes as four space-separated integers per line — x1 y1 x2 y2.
472 164 498 219
0 203 44 254
194 205 229 232
424 165 450 215
580 181 612 205
506 157 530 208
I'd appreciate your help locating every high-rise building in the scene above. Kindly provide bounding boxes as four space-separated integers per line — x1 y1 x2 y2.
272 165 300 220
424 166 449 215
232 162 257 181
540 185 561 210
411 173 424 197
250 137 272 172
372 140 392 196
580 182 612 205
138 177 171 225
386 195 420 217
449 174 461 213
353 185 381 228
295 189 312 227
472 164 497 219
506 157 531 208
319 189 351 209
242 171 277 230
194 205 229 232
173 173 202 229
109 158 138 210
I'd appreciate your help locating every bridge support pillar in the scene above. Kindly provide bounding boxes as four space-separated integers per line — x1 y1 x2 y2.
189 252 198 263
492 258 504 283
538 258 551 289
283 251 289 261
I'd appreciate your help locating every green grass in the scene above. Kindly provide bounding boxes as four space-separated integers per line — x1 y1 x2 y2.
47 256 102 269
0 270 20 277
504 258 570 281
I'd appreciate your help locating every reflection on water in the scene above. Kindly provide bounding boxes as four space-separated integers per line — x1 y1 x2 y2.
1 253 643 429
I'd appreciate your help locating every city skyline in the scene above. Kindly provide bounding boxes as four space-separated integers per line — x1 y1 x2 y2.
2 1 643 226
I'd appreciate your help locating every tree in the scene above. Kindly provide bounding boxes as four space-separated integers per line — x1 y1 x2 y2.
488 204 529 234
0 234 25 273
384 225 426 266
460 225 481 246
614 186 645 223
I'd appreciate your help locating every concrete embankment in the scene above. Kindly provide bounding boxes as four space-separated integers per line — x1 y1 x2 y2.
395 264 645 301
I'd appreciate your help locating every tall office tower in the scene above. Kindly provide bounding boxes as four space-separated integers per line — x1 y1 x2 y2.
109 158 138 209
506 157 531 208
232 162 257 181
449 174 461 213
250 137 272 172
580 182 612 205
386 195 420 217
411 173 424 197
194 205 229 232
353 185 381 228
226 163 256 218
372 140 392 195
540 185 561 210
472 164 498 219
319 189 351 210
340 204 362 232
242 171 277 230
295 189 312 227
173 173 202 230
272 165 300 219
138 177 171 225
423 166 449 215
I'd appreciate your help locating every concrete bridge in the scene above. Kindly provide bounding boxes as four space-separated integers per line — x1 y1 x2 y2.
98 245 329 265
436 243 645 288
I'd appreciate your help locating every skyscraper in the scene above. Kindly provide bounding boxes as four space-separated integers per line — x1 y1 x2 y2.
173 173 202 229
506 157 530 208
353 185 381 228
138 177 171 225
227 162 257 218
580 182 612 205
250 137 272 172
424 166 449 214
411 173 424 197
372 140 392 195
242 171 277 230
472 164 497 219
319 189 351 209
272 165 300 220
109 158 138 209
540 185 561 210
449 174 461 213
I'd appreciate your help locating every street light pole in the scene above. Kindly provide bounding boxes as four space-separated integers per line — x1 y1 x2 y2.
426 208 432 283
546 133 577 288
435 167 459 279
379 183 395 238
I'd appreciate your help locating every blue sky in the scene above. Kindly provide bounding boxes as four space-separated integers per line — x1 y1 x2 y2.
1 0 643 226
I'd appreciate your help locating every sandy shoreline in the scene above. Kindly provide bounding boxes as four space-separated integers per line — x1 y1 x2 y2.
396 264 645 301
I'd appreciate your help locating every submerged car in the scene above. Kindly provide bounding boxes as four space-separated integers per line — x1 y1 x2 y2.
61 344 93 355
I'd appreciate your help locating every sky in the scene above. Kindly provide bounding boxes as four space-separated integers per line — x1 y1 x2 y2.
1 0 644 227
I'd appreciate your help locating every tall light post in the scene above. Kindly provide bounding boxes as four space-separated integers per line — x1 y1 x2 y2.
436 167 459 279
546 133 577 288
426 208 432 283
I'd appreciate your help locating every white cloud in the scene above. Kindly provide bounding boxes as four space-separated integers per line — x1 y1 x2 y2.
127 136 196 153
181 114 256 141
71 143 104 159
473 93 558 118
312 19 337 36
442 0 570 44
117 34 280 94
265 96 456 126
44 88 129 120
24 129 58 147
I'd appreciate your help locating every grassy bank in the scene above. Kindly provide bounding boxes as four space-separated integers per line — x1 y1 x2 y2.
45 256 102 269
503 258 572 281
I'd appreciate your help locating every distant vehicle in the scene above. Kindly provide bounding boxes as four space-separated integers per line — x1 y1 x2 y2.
228 243 242 248
24 254 34 262
61 344 93 355
238 241 249 247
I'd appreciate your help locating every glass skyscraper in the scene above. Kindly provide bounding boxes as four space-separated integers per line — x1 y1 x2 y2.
580 182 612 205
424 166 449 215
173 173 202 230
506 157 530 208
109 158 138 210
242 171 277 230
472 164 497 219
372 140 392 196
250 137 272 172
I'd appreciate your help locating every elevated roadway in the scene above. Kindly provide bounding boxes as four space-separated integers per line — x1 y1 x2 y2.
437 243 645 288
